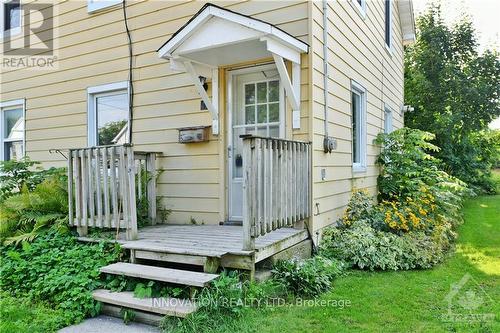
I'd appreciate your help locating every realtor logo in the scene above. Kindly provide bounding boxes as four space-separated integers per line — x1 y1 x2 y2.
1 1 57 69
441 273 495 324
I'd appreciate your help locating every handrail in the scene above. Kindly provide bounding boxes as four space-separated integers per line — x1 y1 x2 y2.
241 136 311 250
67 145 158 240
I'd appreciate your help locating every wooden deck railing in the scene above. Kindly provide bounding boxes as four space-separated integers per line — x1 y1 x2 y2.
240 135 311 250
67 144 158 240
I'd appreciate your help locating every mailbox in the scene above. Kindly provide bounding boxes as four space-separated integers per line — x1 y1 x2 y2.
178 126 210 143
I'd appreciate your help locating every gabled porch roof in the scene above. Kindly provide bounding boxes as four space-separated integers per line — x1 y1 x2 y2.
156 3 309 134
157 3 309 66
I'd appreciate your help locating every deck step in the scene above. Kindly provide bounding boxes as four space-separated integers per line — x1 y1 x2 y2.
92 289 196 318
100 262 219 287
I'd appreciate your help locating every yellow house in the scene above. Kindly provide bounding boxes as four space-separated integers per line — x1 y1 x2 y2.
0 0 415 315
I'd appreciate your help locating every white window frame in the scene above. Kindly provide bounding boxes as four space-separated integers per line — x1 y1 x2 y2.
87 0 123 14
352 0 367 18
0 98 25 161
384 104 393 134
351 81 367 173
87 81 129 147
385 0 393 52
0 0 22 39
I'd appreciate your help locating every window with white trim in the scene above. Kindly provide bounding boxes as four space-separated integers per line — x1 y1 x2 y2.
1 0 21 34
353 0 367 17
87 0 123 14
87 82 129 146
385 0 392 49
0 99 25 161
384 105 393 133
351 81 367 171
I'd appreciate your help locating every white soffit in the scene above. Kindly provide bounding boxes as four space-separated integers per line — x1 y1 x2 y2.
398 0 416 45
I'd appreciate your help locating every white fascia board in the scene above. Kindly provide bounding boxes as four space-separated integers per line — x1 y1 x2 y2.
158 10 212 58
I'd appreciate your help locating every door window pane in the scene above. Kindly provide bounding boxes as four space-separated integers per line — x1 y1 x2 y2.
268 80 279 102
257 104 267 123
245 105 255 124
96 93 128 145
269 103 279 122
269 125 279 138
257 82 267 103
245 84 255 104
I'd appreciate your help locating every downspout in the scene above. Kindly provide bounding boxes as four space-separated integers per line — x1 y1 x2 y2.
322 0 335 153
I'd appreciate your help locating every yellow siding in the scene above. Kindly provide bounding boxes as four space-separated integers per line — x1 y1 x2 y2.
0 0 310 225
310 0 405 235
1 0 407 231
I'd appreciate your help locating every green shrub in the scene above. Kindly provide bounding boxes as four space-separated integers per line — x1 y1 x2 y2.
320 221 451 271
0 171 69 245
272 256 344 297
0 231 121 325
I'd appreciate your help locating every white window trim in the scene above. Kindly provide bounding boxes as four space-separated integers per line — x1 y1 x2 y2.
385 0 393 52
351 81 367 173
352 0 367 18
87 0 123 14
87 81 129 147
0 0 22 40
0 98 26 161
384 104 394 134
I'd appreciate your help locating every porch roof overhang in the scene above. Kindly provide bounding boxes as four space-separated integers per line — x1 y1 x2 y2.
156 3 309 134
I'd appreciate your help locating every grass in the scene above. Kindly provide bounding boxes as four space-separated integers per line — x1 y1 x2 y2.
218 192 500 333
0 293 68 333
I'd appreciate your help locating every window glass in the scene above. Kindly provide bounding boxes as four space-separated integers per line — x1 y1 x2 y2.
3 108 23 140
4 1 20 31
1 106 24 161
96 93 128 145
385 0 391 47
352 92 361 164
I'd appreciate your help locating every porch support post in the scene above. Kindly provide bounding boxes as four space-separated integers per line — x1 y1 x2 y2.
184 61 219 135
272 53 301 129
242 137 255 251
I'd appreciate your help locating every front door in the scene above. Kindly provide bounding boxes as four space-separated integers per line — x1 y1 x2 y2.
227 64 284 222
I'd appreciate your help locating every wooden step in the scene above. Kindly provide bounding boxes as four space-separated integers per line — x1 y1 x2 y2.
92 289 196 318
100 262 219 287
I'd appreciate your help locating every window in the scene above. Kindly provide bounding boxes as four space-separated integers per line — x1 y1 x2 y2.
385 0 392 49
87 0 123 13
351 81 367 171
384 105 393 133
352 0 367 17
87 82 129 146
1 0 21 33
0 99 25 161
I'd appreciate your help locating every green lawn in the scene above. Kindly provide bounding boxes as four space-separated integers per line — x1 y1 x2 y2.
0 293 68 333
224 193 500 333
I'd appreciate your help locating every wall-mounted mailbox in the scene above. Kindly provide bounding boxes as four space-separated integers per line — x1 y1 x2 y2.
178 126 210 143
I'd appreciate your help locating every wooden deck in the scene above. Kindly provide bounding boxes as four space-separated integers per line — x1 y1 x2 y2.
80 224 309 271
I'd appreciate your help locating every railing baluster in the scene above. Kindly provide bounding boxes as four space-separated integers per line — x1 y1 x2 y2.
68 150 74 227
101 147 111 228
80 149 88 228
87 149 95 228
95 148 103 228
109 147 119 228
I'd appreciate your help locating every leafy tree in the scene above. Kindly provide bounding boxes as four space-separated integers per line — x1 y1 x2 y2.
404 4 500 193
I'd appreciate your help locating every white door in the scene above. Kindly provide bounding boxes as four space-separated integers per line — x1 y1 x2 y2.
227 64 285 222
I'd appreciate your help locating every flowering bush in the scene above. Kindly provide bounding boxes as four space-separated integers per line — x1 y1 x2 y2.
322 128 469 270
